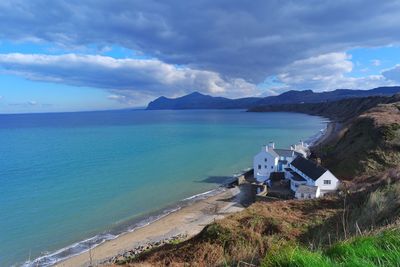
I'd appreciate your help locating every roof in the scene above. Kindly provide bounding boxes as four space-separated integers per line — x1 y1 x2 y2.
297 185 318 194
290 172 307 182
267 149 279 157
270 172 285 181
290 156 327 181
273 149 295 157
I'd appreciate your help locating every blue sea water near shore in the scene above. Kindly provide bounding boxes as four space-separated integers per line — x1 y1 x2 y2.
0 109 327 266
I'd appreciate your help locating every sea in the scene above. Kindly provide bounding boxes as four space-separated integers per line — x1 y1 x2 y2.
0 109 327 266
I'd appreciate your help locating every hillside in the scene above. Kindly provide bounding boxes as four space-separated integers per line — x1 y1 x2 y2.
146 92 261 110
146 86 400 110
110 96 400 266
315 101 400 179
249 94 400 122
112 178 400 266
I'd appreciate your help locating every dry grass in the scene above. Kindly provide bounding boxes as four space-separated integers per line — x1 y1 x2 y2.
113 198 340 266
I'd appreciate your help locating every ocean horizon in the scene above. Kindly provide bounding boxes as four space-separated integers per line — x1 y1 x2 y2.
0 109 327 266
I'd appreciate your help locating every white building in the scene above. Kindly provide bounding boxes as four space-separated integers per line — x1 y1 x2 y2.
287 156 340 199
253 141 307 184
295 185 320 199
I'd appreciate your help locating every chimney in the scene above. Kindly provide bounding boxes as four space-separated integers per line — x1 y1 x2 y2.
268 142 275 149
262 145 269 152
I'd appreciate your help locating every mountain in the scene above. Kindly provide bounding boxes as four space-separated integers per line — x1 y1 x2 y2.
146 86 400 110
146 92 261 110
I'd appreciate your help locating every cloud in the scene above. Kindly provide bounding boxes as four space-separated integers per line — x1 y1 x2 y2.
0 53 258 101
382 65 400 82
1 0 400 83
371 59 381 66
273 52 394 92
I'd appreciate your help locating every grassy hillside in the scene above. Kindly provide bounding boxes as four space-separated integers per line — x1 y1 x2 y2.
263 228 400 267
113 178 400 266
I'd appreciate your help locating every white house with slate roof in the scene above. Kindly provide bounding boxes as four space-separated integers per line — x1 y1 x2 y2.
253 141 307 184
288 156 339 199
253 141 339 199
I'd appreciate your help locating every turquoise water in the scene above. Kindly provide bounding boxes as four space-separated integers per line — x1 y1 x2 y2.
0 110 326 266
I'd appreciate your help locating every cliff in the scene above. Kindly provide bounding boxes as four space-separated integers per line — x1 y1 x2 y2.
315 100 400 179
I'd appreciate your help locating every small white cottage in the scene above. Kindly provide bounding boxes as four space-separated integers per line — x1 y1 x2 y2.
287 156 340 198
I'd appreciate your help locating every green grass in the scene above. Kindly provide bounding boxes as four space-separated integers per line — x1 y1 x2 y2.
262 229 400 267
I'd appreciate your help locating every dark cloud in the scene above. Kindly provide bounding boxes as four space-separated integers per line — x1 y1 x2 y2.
1 0 400 83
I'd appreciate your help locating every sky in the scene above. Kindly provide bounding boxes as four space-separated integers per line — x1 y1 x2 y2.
0 1 400 113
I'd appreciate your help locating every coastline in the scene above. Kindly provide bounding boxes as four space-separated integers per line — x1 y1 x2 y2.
310 121 339 148
53 184 253 267
20 115 328 267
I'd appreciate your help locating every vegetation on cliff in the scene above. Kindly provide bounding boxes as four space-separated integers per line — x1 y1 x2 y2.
313 99 400 179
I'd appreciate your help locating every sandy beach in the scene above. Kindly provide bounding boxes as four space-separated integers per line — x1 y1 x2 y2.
55 185 253 267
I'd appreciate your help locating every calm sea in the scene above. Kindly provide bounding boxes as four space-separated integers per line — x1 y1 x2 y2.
0 109 326 266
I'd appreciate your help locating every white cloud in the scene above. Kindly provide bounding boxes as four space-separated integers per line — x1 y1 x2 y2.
273 52 395 92
0 53 258 103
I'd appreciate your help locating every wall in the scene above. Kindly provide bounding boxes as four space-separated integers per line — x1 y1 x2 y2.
315 171 339 192
253 151 277 182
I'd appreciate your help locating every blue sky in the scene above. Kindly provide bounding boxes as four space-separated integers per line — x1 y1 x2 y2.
0 1 400 113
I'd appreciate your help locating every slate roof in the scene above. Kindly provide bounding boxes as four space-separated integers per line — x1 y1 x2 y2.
266 149 279 157
290 156 327 181
273 149 295 157
290 172 307 182
297 185 318 195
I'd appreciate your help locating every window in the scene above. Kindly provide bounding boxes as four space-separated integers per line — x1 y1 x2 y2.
308 194 312 199
271 166 273 169
264 158 267 162
323 180 331 185
300 193 304 198
265 165 267 168
258 165 261 170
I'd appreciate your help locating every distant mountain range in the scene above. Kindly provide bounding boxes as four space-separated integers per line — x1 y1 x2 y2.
146 86 400 110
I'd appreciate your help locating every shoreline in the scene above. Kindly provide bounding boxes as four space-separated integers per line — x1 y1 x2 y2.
310 121 339 148
52 183 253 267
23 117 329 267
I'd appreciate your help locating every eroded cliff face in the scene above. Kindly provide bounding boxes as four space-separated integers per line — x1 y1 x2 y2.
314 101 400 179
